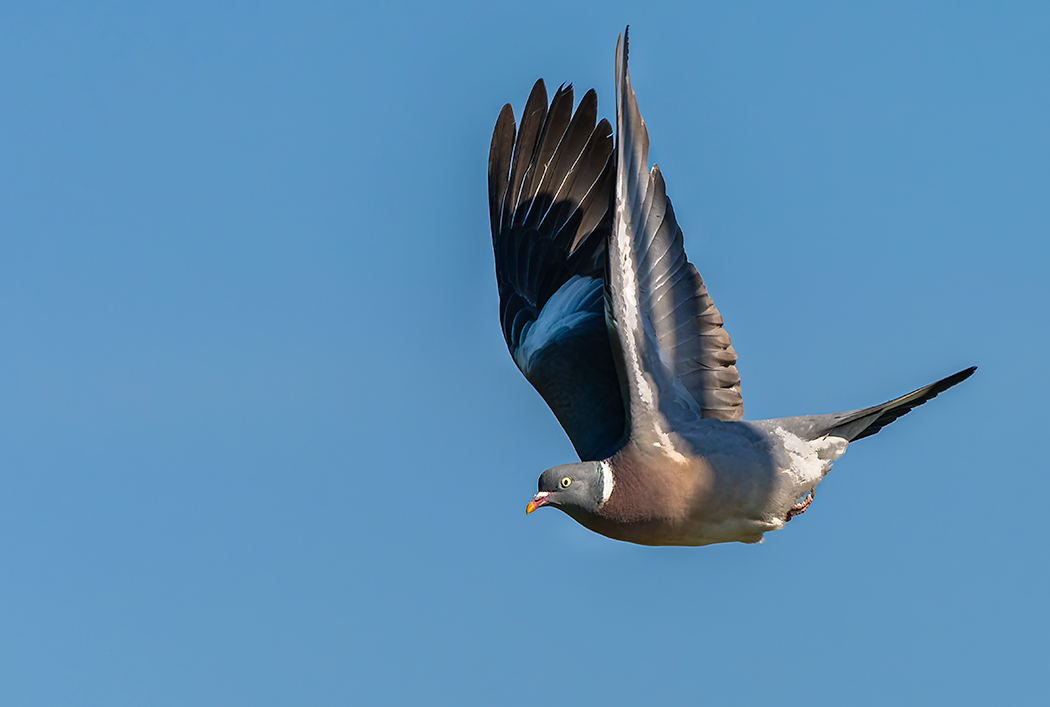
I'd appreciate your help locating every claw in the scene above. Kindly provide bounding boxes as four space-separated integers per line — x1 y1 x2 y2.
786 490 814 522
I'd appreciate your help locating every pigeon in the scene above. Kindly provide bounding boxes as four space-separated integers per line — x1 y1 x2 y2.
487 28 974 546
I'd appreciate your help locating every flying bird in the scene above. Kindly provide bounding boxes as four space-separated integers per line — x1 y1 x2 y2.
487 29 974 546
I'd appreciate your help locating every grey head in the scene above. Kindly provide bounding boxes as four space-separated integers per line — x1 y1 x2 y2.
525 461 610 517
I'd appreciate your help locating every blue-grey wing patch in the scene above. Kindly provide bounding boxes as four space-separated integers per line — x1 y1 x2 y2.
489 81 626 461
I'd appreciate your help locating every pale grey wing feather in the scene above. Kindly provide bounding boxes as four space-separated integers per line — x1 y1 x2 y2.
608 30 743 441
607 31 703 438
639 168 743 420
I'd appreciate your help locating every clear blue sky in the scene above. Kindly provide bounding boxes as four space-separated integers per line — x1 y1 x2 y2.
2 1 1047 704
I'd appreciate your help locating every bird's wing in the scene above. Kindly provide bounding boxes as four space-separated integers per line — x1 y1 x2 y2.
489 80 627 461
608 29 744 448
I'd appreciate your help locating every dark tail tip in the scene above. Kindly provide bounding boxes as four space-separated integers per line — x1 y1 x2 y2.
850 366 976 442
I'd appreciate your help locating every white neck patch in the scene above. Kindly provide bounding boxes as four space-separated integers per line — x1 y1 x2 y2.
596 461 615 507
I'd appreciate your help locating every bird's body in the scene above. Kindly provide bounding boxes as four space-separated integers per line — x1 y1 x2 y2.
579 419 841 546
489 29 974 546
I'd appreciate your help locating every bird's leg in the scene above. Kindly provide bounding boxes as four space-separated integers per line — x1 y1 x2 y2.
785 489 814 522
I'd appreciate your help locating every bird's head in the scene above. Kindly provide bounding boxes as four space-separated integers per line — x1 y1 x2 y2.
526 461 614 516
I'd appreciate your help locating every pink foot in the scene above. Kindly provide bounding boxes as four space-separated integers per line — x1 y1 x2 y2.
786 490 814 522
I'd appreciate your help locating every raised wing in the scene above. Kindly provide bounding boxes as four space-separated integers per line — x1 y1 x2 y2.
489 80 626 461
608 29 743 445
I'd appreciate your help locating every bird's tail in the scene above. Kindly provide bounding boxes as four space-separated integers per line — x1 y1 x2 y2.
828 367 976 442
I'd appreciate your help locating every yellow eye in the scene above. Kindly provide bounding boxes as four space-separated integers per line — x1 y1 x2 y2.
560 477 572 488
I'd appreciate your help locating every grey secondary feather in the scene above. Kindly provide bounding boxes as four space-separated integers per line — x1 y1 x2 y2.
609 32 743 441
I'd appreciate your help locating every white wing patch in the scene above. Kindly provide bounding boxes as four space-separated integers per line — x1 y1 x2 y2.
596 460 615 506
613 183 653 408
613 174 691 465
514 275 603 376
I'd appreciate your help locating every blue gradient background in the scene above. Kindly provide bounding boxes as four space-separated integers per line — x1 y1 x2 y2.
2 2 1046 704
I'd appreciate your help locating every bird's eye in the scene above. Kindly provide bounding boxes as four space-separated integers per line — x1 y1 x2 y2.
560 477 572 488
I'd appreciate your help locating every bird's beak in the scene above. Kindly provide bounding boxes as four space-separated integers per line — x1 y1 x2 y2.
525 491 550 515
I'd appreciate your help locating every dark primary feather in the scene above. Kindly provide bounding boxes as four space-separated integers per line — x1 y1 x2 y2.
489 81 626 461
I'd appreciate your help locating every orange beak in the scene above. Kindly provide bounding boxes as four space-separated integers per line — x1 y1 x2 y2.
525 491 550 515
